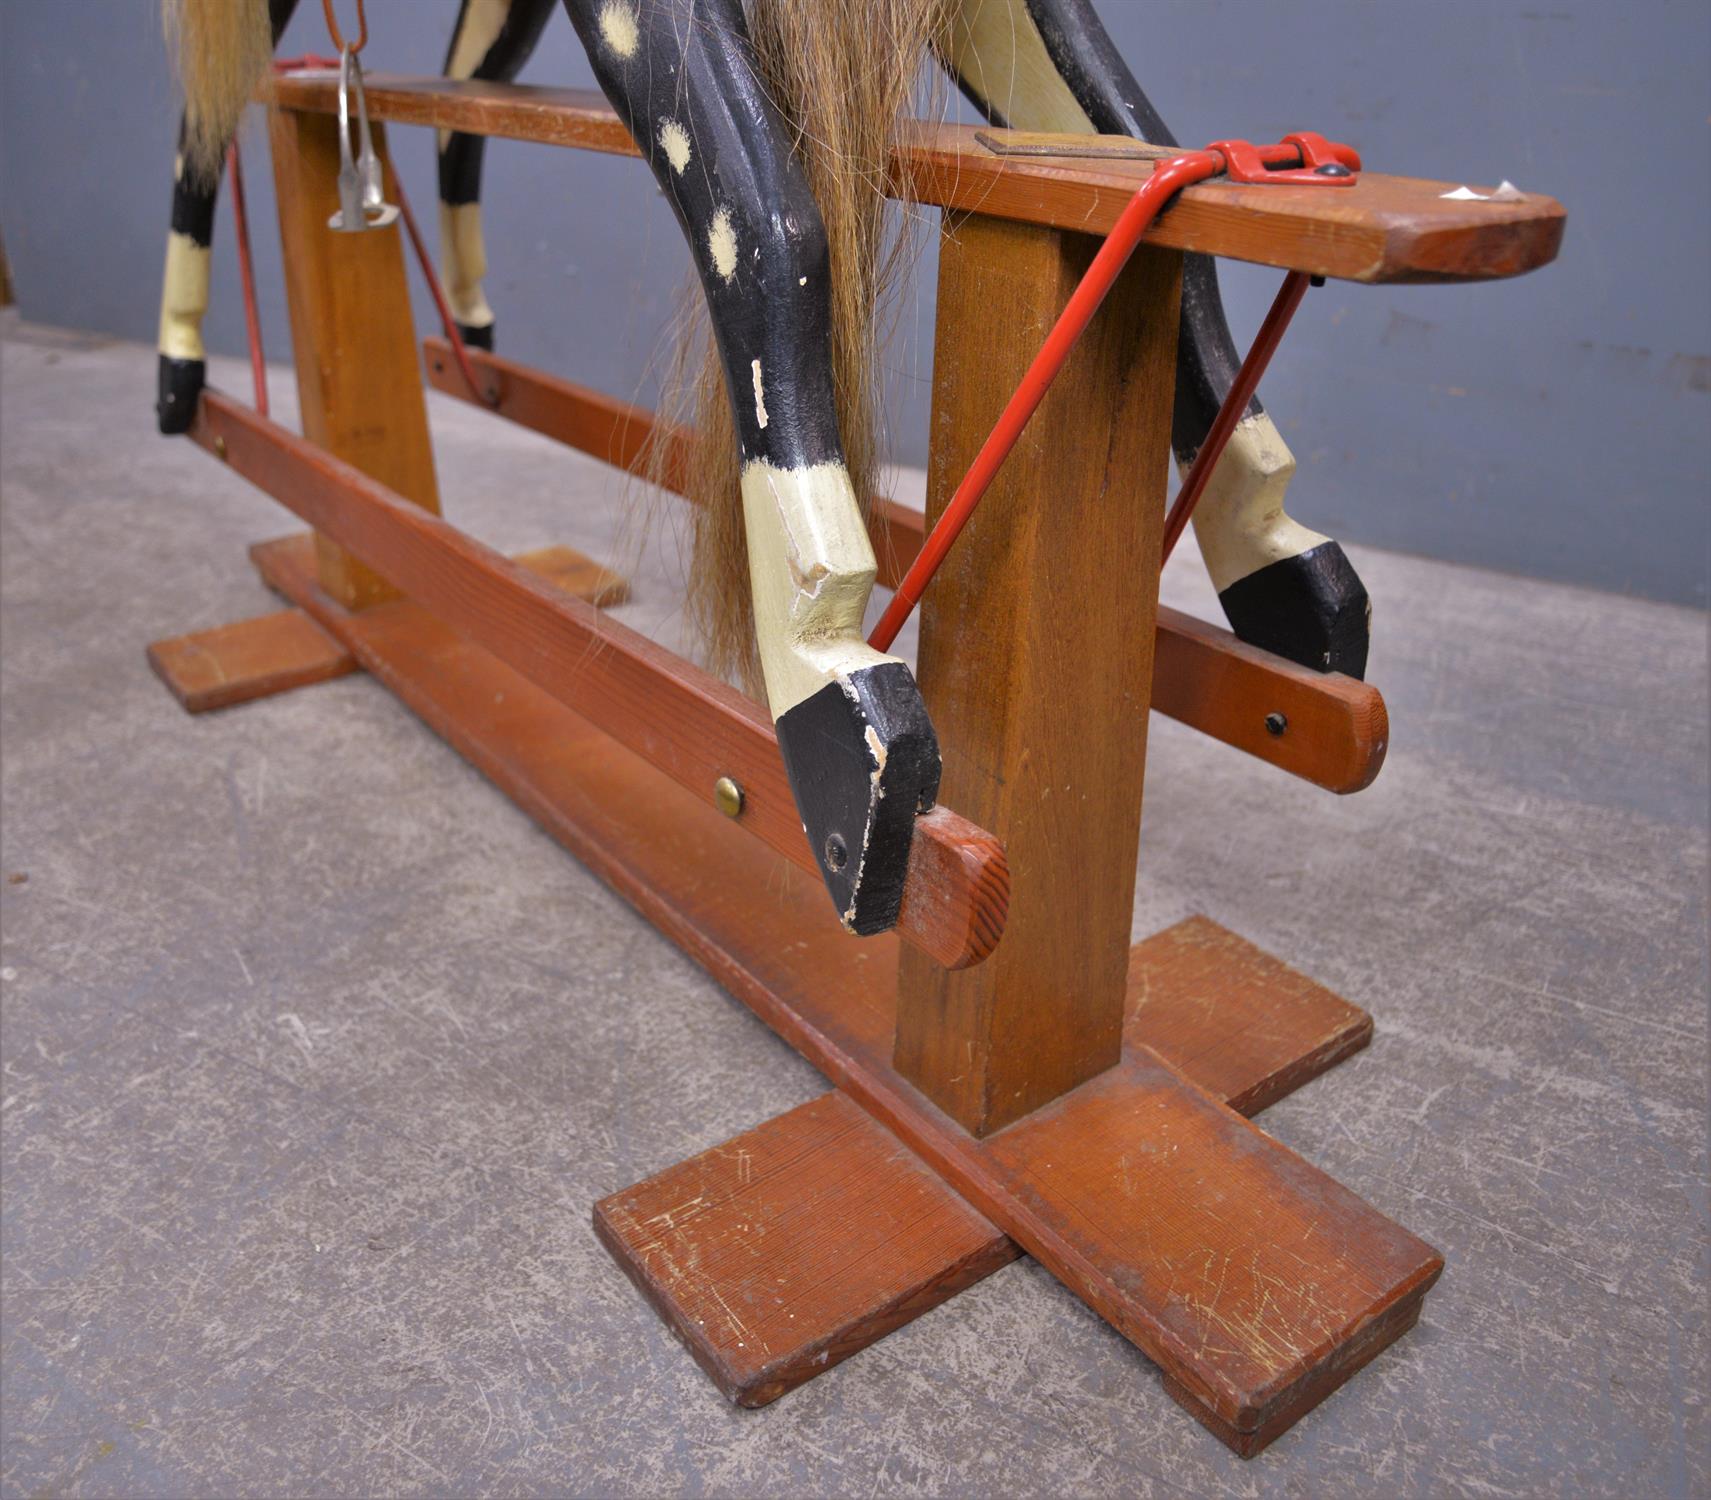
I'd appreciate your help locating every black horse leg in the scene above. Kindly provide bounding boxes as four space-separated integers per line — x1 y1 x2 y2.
562 0 940 935
437 0 557 351
156 0 300 434
940 0 1371 677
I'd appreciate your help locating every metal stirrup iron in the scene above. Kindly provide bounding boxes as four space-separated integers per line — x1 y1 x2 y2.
328 45 397 233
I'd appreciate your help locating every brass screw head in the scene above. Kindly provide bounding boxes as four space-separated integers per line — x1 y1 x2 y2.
213 435 228 461
713 776 744 819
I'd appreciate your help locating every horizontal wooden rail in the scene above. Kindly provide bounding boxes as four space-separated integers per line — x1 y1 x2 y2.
425 339 1387 794
269 73 1564 284
189 390 1007 969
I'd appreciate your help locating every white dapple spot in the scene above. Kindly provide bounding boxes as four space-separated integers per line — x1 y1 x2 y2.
658 119 691 174
598 1 640 58
709 208 738 281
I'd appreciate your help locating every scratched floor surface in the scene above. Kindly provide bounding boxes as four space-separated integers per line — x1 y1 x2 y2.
3 320 1706 1498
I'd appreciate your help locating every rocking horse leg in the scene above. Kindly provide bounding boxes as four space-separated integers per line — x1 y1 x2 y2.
563 0 940 935
437 0 557 352
939 0 1372 678
155 0 299 435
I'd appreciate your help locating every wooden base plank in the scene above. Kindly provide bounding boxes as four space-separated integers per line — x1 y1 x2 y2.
147 539 628 714
246 534 1439 1455
147 608 354 713
593 1093 1013 1407
594 919 1371 1409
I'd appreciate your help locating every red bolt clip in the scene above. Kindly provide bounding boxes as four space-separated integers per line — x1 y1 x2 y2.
1207 131 1362 186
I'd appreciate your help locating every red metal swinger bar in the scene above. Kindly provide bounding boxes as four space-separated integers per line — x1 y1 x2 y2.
868 132 1360 652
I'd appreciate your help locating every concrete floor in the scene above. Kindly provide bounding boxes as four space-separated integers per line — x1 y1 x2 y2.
2 317 1706 1498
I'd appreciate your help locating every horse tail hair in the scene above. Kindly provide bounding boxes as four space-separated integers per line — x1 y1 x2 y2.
164 0 275 183
665 0 950 693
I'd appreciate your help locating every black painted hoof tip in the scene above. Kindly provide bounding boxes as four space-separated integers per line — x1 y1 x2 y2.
1218 542 1372 680
156 354 205 436
456 323 495 353
775 662 942 937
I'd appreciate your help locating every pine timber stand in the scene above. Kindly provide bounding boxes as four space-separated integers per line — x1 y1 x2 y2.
146 74 1566 1457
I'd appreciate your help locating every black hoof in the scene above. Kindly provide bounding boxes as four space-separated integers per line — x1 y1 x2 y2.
1218 541 1371 679
156 354 206 435
455 322 494 352
775 661 941 935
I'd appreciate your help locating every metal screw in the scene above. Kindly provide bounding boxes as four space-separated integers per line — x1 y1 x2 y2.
1264 712 1288 737
712 776 744 819
823 833 848 872
1315 163 1352 178
213 435 228 461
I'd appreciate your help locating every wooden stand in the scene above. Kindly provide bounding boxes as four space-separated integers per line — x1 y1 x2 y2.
147 75 1566 1456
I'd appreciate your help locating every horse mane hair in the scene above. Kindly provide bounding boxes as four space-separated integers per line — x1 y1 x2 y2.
164 0 273 184
660 0 950 693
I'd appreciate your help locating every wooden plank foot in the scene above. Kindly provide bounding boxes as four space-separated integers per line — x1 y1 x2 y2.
593 1092 1011 1407
594 916 1372 1410
147 608 354 713
146 536 629 714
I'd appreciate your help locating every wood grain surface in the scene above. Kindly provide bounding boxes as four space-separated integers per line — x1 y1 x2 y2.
270 74 1565 284
268 109 441 608
893 218 1178 1135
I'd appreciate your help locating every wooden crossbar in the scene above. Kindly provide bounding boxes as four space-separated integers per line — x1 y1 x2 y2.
267 72 1565 284
189 390 1008 970
423 337 1388 795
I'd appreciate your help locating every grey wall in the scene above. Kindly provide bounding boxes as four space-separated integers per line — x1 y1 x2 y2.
2 1 1706 605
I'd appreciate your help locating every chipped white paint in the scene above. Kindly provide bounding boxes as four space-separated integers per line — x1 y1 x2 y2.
1185 413 1329 591
739 460 899 719
750 359 768 430
658 118 691 174
1441 180 1525 202
438 201 495 329
863 724 888 786
157 230 211 361
708 207 738 281
438 0 512 153
598 1 640 59
799 275 807 286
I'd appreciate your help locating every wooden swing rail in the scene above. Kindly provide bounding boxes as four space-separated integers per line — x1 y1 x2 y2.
422 337 1391 795
267 73 1566 285
190 390 1007 970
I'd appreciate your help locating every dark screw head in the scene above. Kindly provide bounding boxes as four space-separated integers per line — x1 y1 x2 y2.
1264 712 1288 737
823 833 848 872
1315 163 1352 178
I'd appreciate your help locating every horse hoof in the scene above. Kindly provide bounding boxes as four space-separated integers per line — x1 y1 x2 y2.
156 354 205 435
1218 540 1371 679
775 661 941 936
456 322 494 352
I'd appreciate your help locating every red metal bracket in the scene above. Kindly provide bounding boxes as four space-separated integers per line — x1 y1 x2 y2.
1208 132 1361 186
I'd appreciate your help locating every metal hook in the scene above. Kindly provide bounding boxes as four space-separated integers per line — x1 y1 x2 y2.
328 45 398 232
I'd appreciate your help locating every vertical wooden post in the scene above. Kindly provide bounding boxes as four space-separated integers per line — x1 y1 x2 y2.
268 107 440 609
894 214 1181 1137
